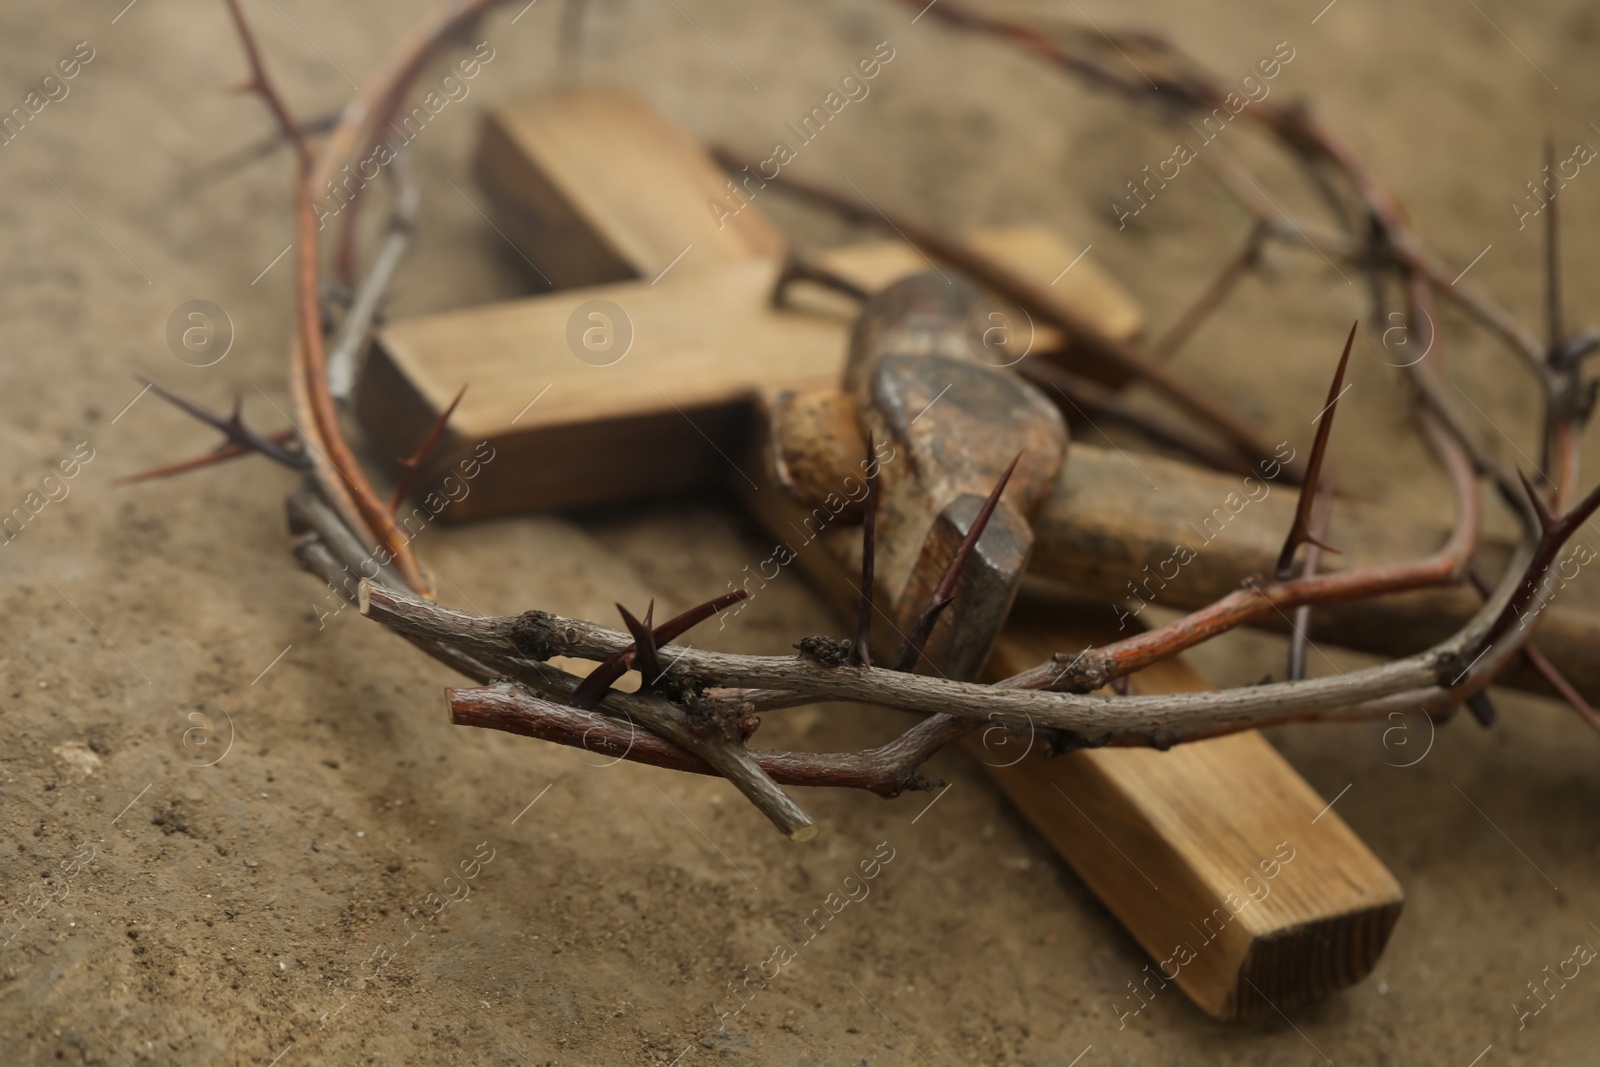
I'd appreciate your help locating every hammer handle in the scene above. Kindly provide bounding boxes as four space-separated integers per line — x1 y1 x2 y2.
1031 443 1600 703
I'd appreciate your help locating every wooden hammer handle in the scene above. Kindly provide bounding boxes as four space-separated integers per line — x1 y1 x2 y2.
1032 442 1600 702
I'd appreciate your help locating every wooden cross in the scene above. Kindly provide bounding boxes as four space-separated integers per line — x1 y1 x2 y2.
354 88 1401 1021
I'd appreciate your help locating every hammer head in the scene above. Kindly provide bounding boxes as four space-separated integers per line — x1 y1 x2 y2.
847 273 1068 680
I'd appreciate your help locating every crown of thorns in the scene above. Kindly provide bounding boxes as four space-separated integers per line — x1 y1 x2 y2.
129 0 1600 840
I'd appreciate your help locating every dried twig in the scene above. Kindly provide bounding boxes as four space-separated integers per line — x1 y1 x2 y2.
115 428 298 486
1522 643 1600 736
360 559 1544 747
141 381 305 471
194 111 341 187
771 251 872 306
1146 220 1267 363
450 682 947 796
1018 359 1252 475
328 146 421 402
221 0 309 172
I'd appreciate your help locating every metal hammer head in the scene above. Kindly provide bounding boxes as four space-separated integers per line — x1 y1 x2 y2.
847 273 1068 679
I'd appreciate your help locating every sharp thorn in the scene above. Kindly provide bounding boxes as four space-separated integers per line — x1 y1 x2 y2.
570 590 750 710
1516 468 1554 533
141 377 304 470
617 602 662 691
113 429 298 486
1275 321 1355 579
655 590 749 643
893 453 1019 674
1303 534 1340 556
388 384 466 516
1479 475 1600 651
1467 565 1600 732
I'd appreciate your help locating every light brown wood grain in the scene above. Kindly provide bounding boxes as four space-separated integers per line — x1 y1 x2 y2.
475 88 787 288
358 259 840 516
357 223 1124 518
981 600 1403 1021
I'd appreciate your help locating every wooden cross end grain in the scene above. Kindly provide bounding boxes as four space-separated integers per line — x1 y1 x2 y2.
985 601 1402 1022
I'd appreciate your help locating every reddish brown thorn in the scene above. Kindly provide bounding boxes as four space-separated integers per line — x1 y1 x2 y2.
851 435 881 667
221 0 311 172
114 429 297 486
570 590 749 709
1516 468 1555 532
1468 567 1600 732
143 378 304 470
1478 474 1600 653
1274 321 1355 579
570 654 630 709
388 384 466 516
653 590 751 644
893 453 1020 674
616 601 662 691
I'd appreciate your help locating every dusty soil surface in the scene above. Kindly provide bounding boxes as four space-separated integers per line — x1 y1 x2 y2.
3 0 1600 1064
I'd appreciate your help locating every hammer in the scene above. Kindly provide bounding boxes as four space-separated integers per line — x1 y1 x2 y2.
744 271 1065 682
844 273 1066 677
755 273 1600 702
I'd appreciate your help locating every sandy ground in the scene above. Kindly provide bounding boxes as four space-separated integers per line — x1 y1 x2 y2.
4 0 1600 1063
